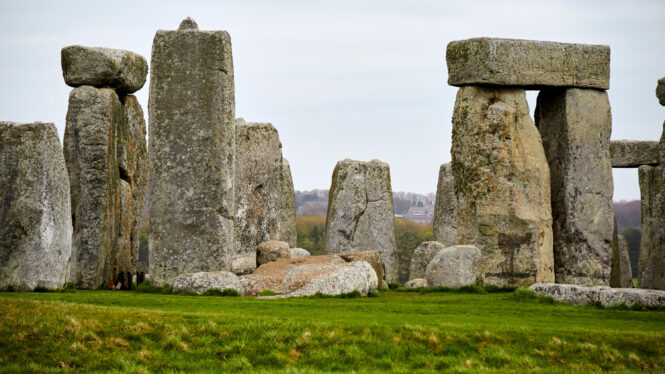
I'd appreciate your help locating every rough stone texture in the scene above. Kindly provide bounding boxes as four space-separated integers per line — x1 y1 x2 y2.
340 250 384 288
64 86 146 289
425 245 481 288
446 38 610 89
172 271 239 295
452 86 554 287
256 241 290 267
432 164 457 246
61 46 148 94
409 241 446 281
278 159 297 247
234 119 283 256
0 122 72 291
536 88 613 286
149 19 235 286
324 159 398 283
610 140 659 168
610 216 633 288
598 288 665 307
657 77 665 106
405 278 428 288
231 254 255 276
529 283 609 305
638 165 665 290
239 255 378 297
289 248 311 258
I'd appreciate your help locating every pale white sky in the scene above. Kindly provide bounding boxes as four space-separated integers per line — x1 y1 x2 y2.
1 0 663 200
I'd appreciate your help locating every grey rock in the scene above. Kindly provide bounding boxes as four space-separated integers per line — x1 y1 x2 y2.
409 241 446 281
231 254 256 276
529 283 608 305
425 245 481 288
172 271 240 295
340 250 384 288
324 159 398 283
148 19 235 286
432 164 457 246
256 241 290 266
610 140 659 168
599 288 665 307
446 38 610 89
289 248 311 258
610 216 633 288
657 77 665 106
0 122 72 291
452 86 554 287
638 165 665 290
536 88 613 286
61 46 148 94
234 120 283 256
405 278 427 288
178 17 199 31
278 159 297 247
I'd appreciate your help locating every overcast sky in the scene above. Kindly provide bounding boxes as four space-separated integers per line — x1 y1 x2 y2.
1 0 663 200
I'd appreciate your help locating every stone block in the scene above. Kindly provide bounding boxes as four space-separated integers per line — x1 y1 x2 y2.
610 140 659 168
432 163 457 246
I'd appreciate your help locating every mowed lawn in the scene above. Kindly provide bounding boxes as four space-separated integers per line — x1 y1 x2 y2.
1 290 664 373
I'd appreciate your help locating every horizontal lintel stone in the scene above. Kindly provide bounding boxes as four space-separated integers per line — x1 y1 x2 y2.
610 140 659 168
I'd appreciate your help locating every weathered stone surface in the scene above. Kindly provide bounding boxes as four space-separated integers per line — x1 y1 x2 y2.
239 255 378 297
610 140 659 168
409 241 446 281
0 122 72 291
638 165 665 290
231 254 255 276
278 159 297 247
324 159 398 283
256 241 290 267
425 245 481 288
149 19 235 286
599 288 665 307
172 271 239 295
432 163 457 246
452 86 554 287
529 283 608 305
536 88 613 286
61 46 148 94
234 119 283 256
289 248 311 258
405 278 427 288
610 216 633 288
446 38 610 89
657 77 665 106
340 250 384 288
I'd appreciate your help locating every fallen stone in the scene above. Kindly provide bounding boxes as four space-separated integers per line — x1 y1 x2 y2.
452 86 554 287
610 217 633 288
425 245 481 288
324 159 398 283
61 46 148 94
446 38 610 89
638 165 665 290
278 159 297 247
172 271 240 295
231 254 256 276
599 288 665 307
409 241 446 281
657 77 665 106
256 241 290 266
536 88 613 286
340 250 384 288
432 163 457 246
529 283 608 305
234 120 283 256
239 255 378 297
148 19 235 286
610 140 659 168
405 278 427 288
289 248 311 258
0 122 72 291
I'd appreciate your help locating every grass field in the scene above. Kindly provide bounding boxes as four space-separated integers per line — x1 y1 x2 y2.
1 288 664 373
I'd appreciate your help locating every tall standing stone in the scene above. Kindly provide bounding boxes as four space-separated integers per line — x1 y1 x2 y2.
278 158 297 247
535 88 613 286
610 217 633 288
234 119 283 255
149 19 235 285
0 122 72 291
432 163 457 246
452 86 554 287
638 165 665 290
324 159 398 283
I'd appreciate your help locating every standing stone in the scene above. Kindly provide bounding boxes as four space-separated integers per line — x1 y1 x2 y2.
149 19 235 286
234 119 283 256
0 122 72 291
324 159 398 283
610 217 633 288
638 165 665 290
657 77 665 106
452 86 554 287
278 159 297 247
409 241 446 281
432 163 457 246
535 88 613 286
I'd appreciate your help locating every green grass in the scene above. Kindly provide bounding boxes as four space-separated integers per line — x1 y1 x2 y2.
1 290 665 373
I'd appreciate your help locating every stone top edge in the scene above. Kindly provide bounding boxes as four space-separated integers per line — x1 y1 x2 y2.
447 37 609 50
155 28 230 36
61 45 145 58
0 121 55 127
338 158 389 166
611 139 659 144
